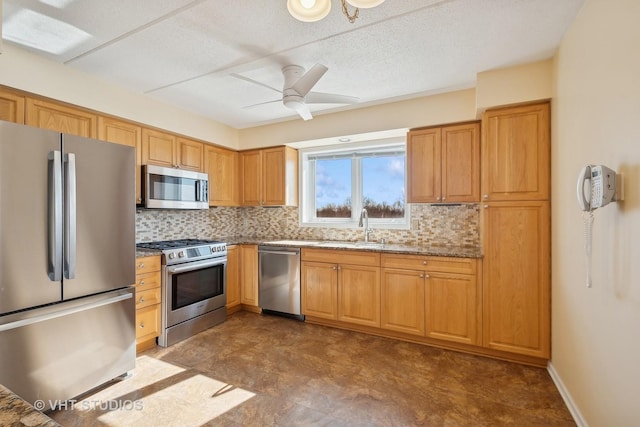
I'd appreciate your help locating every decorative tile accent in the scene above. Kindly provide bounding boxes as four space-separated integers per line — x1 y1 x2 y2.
136 204 480 249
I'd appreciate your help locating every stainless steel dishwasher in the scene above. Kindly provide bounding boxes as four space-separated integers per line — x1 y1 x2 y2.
258 246 303 320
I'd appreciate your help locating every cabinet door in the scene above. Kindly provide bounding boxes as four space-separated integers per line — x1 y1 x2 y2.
407 128 441 203
204 146 239 206
98 117 142 204
482 102 550 201
0 90 25 123
240 150 262 206
176 137 204 171
301 261 338 320
226 245 241 310
482 201 550 358
441 123 480 202
142 128 176 168
381 268 425 336
240 245 258 306
338 264 381 327
25 98 96 137
425 271 479 345
262 146 298 206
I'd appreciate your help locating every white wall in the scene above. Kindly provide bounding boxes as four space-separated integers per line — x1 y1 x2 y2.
552 0 640 424
0 44 239 149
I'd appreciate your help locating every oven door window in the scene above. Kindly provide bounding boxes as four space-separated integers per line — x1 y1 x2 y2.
171 264 224 310
149 173 198 202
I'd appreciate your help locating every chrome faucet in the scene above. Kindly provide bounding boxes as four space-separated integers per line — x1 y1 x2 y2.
358 208 373 242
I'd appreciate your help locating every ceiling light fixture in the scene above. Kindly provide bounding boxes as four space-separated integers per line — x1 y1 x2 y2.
287 0 385 24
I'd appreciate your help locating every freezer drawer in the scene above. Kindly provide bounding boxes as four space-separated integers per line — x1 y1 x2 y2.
258 246 302 317
0 288 136 409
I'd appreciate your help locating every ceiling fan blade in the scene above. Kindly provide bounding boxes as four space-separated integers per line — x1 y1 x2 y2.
242 99 282 109
305 92 359 105
289 101 313 121
291 63 328 96
230 73 282 94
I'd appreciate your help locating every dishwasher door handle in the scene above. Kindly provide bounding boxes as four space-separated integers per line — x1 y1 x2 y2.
258 249 300 256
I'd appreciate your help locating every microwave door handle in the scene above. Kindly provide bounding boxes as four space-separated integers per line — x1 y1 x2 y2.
48 151 63 281
64 153 77 279
196 179 201 201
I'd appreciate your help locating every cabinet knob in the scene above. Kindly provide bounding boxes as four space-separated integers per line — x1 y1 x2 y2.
139 280 145 285
422 260 427 265
419 274 424 278
139 322 145 329
436 197 441 201
332 266 337 270
337 266 341 270
425 274 430 279
139 297 145 303
137 197 142 203
483 194 489 199
138 263 144 269
484 204 489 209
442 197 446 201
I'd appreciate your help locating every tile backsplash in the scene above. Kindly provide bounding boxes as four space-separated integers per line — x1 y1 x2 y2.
136 204 480 248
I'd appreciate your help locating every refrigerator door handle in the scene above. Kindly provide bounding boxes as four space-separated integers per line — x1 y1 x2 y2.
64 153 77 279
48 150 63 281
0 291 133 332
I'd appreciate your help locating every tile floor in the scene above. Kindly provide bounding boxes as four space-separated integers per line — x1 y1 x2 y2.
50 311 575 426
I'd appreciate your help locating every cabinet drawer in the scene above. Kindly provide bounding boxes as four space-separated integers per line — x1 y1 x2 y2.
136 255 161 275
136 304 160 341
381 253 476 274
302 248 380 267
136 287 161 310
135 271 161 292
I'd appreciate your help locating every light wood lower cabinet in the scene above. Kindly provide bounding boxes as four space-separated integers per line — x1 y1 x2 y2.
381 254 479 345
240 244 259 311
135 255 162 353
226 245 241 313
301 249 380 328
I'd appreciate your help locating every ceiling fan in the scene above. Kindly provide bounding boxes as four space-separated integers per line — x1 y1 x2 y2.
232 64 359 121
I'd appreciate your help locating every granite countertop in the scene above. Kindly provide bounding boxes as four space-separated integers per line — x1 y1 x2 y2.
136 237 482 259
226 237 482 259
0 385 61 427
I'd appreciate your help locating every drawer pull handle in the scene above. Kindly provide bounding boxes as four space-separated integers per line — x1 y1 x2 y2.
139 322 145 329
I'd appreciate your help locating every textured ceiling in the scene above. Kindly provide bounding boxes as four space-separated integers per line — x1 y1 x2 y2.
2 0 584 129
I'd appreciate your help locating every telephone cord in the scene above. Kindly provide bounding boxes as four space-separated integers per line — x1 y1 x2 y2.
583 211 594 288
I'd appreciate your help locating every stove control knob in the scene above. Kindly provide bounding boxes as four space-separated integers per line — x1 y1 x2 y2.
178 251 185 258
168 252 176 259
211 246 215 254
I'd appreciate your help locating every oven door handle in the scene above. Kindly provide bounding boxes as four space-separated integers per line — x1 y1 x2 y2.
166 257 227 274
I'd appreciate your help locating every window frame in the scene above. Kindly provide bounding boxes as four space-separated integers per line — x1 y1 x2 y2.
299 139 409 229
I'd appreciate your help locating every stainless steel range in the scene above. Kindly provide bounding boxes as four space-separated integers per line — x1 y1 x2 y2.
136 239 227 347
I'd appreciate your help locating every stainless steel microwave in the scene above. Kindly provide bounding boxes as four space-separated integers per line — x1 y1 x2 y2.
143 164 209 209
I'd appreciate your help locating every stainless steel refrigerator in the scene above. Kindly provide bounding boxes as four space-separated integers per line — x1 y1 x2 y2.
0 120 136 408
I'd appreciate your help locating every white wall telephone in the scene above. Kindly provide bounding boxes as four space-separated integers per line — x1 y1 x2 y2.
576 165 620 288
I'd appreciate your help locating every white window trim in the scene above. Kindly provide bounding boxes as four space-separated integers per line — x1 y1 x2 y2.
299 139 409 230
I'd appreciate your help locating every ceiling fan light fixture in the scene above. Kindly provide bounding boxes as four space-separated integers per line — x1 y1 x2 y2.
287 0 331 22
345 0 385 8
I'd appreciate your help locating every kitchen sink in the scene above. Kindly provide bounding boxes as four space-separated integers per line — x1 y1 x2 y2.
316 241 384 249
354 242 385 249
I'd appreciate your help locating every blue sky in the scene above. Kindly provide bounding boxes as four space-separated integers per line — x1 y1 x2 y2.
315 156 405 208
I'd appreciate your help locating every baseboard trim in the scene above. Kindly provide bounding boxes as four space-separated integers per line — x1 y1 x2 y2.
547 362 588 427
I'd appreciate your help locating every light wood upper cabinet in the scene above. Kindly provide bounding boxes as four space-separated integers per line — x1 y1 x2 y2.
176 137 204 171
482 201 550 359
204 145 239 206
407 122 479 203
240 244 258 307
240 146 298 206
0 89 25 124
141 130 204 172
98 117 142 204
141 129 176 168
26 98 97 138
226 245 241 312
482 102 550 201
